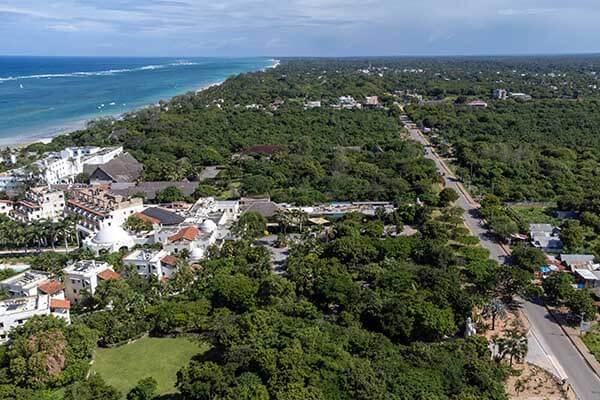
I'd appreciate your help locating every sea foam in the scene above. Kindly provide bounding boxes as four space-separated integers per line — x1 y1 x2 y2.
0 61 197 82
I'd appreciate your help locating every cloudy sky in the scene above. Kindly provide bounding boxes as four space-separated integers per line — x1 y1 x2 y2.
0 0 598 56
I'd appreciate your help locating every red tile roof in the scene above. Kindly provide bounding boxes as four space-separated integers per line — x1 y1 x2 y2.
38 280 64 295
50 298 71 310
97 269 121 281
168 226 200 242
161 255 178 266
18 200 40 209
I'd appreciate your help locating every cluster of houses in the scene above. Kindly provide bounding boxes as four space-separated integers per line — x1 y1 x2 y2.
0 254 176 343
0 133 401 343
0 146 142 192
460 89 533 108
300 95 382 111
526 223 600 300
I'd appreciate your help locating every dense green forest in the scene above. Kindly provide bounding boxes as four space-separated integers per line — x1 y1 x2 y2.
407 100 600 202
29 55 600 205
0 58 550 399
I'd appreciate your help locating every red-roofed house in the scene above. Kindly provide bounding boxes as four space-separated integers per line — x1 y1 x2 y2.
161 225 217 261
49 298 71 321
168 226 200 242
97 269 121 281
37 280 65 299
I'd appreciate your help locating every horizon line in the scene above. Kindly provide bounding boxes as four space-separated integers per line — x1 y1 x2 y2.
2 51 600 59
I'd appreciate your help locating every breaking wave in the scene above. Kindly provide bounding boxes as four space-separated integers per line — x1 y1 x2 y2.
0 61 199 82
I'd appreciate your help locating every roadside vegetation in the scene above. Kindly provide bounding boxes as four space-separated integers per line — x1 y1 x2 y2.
6 56 598 398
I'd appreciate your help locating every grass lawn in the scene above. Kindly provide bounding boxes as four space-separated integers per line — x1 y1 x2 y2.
508 206 559 226
582 324 600 362
91 336 207 397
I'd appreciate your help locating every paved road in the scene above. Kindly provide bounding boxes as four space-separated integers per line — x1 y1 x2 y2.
402 116 600 400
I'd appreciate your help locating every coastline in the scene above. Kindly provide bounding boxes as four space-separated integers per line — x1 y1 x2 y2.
2 58 280 149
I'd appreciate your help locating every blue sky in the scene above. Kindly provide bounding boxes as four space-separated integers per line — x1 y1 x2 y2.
0 0 598 56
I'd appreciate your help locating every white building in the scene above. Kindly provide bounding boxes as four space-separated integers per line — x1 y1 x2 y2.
492 89 508 100
0 200 13 215
305 100 322 109
66 186 144 236
510 92 532 101
337 96 361 109
63 260 120 303
189 197 239 224
83 224 135 254
158 224 217 261
37 146 123 185
364 96 380 107
0 270 51 297
0 295 70 344
123 249 179 281
10 187 65 222
0 172 22 192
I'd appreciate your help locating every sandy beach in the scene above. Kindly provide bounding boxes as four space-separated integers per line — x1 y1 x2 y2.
0 58 279 150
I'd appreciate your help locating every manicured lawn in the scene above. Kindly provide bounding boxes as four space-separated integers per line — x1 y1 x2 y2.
91 336 207 397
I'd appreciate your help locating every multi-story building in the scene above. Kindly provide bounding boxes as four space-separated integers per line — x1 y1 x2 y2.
63 260 120 303
0 294 70 344
0 270 51 297
36 146 123 185
492 89 508 100
0 171 23 192
337 96 361 109
65 186 144 236
10 187 65 222
122 249 179 281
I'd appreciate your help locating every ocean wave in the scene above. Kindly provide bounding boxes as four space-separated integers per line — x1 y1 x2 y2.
170 60 199 66
0 61 196 82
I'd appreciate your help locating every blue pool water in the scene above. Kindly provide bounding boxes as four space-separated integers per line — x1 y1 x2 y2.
0 56 274 145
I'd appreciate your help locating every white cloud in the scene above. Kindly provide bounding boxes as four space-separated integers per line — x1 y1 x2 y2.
1 0 600 55
498 8 558 16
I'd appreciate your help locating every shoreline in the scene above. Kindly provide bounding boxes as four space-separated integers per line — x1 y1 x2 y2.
2 58 280 149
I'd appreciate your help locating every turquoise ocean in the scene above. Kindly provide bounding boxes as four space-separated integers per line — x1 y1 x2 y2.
0 56 274 145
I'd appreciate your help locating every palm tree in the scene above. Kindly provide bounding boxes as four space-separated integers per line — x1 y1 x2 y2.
56 218 72 251
9 224 26 252
63 214 81 248
375 206 387 222
496 328 528 366
482 298 507 331
289 209 309 233
275 209 292 235
40 219 55 250
28 224 46 252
